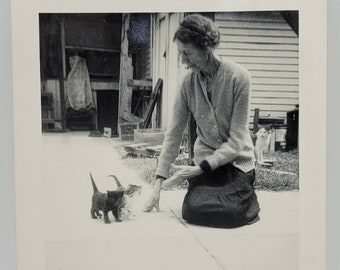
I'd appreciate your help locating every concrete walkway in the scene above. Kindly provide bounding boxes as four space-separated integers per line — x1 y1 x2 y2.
42 132 298 270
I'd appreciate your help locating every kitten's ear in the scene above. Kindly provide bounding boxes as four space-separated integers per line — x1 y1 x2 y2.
265 125 273 131
257 125 263 131
118 190 124 198
114 190 124 198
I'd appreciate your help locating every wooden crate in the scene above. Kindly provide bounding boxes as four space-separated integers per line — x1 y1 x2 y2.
118 121 143 141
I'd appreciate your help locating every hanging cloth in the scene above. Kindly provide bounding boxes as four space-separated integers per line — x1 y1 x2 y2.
66 55 95 111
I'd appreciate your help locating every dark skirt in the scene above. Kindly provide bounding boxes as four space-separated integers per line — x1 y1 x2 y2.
182 163 260 228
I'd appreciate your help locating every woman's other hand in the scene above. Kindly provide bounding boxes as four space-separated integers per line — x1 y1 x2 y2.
161 164 203 189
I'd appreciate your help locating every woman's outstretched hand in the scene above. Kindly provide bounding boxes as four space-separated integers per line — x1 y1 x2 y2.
142 165 203 212
142 179 162 212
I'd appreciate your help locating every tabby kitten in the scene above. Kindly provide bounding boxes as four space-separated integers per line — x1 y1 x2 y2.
108 175 142 220
90 173 124 224
254 126 272 166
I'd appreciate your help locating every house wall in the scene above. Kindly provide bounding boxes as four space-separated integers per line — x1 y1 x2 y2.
214 12 299 128
152 13 186 129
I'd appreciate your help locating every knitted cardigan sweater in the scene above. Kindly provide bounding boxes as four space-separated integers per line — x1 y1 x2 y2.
156 59 255 178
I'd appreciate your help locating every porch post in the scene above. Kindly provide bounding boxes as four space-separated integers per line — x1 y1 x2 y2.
118 13 138 124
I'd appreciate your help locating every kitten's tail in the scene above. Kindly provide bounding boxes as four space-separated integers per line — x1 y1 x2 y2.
108 175 124 188
89 173 98 193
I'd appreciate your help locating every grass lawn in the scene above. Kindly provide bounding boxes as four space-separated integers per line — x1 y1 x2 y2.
255 149 299 191
121 148 299 192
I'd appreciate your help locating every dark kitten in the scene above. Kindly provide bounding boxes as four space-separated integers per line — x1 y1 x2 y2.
108 175 142 220
90 173 124 224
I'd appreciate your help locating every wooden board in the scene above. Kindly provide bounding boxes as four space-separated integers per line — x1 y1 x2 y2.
217 42 298 51
251 90 299 99
249 70 298 78
118 14 132 121
216 48 298 58
252 84 298 92
45 80 61 121
251 97 299 105
250 104 297 112
251 77 298 85
220 35 298 44
216 20 292 30
219 28 297 37
124 143 150 151
145 145 163 156
142 79 163 129
128 80 153 88
123 143 163 157
244 64 299 72
249 110 288 119
215 12 286 23
91 81 119 91
222 56 299 65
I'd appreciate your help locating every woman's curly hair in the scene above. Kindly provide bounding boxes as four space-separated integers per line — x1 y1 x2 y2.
173 14 220 50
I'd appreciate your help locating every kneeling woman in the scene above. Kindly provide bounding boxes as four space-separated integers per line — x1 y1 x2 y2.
143 14 260 228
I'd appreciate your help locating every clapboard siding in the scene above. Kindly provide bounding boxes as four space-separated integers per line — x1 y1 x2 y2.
250 71 298 78
251 97 299 105
225 56 298 65
215 12 299 127
250 104 296 112
216 20 292 30
220 35 298 44
216 48 298 58
242 63 298 72
216 12 286 22
252 91 299 99
252 84 298 91
220 43 298 51
219 28 297 37
252 77 298 85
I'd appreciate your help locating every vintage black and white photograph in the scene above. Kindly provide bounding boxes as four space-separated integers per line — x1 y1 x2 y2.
10 0 328 269
38 11 300 270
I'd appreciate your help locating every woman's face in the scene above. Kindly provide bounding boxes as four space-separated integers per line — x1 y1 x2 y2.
177 41 209 73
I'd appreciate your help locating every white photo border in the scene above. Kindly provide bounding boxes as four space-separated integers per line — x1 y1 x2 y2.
11 0 326 269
